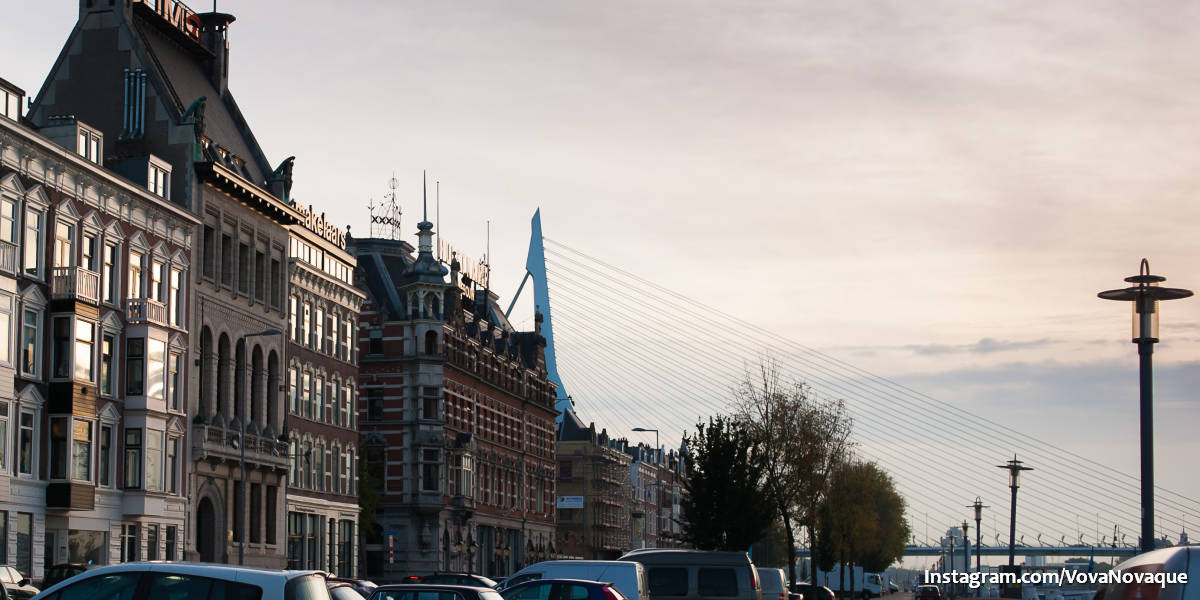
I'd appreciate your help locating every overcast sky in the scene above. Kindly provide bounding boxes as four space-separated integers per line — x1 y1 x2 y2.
4 0 1198 541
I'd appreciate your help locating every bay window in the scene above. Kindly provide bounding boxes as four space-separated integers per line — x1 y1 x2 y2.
51 317 96 382
146 338 165 400
20 308 37 377
51 316 70 379
145 431 162 491
72 419 92 481
74 320 94 381
123 428 141 488
50 417 67 479
126 338 144 396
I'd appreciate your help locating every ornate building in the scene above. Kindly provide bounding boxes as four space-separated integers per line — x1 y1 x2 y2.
1 72 196 579
354 206 557 581
284 207 365 574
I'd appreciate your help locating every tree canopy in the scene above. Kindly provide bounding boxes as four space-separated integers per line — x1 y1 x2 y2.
816 460 911 573
680 415 775 550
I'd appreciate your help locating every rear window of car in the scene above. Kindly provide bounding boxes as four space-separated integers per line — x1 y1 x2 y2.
374 591 465 600
648 568 688 597
697 569 738 598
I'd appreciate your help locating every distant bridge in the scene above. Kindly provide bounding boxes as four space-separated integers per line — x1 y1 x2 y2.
794 545 1141 558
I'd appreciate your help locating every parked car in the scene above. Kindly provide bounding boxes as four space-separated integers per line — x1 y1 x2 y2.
328 576 380 598
420 574 500 589
0 566 37 600
502 579 627 600
39 564 94 590
756 569 788 600
888 583 899 595
913 585 941 600
789 583 834 600
502 561 648 600
1093 545 1199 600
618 549 760 600
33 562 329 600
369 584 505 600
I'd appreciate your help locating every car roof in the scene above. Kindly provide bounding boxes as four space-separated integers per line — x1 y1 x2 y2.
618 550 751 565
38 562 324 596
508 579 612 586
377 584 496 591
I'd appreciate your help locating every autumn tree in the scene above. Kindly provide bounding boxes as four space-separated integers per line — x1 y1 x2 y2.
816 460 911 597
679 415 775 550
734 360 852 585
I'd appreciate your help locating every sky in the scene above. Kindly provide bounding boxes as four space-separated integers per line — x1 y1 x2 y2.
3 0 1198 545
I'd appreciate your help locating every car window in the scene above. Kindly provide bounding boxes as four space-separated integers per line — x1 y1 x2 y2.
481 593 506 600
697 569 738 598
648 568 688 597
506 575 543 589
508 583 554 600
331 587 365 600
147 573 264 600
564 585 592 600
59 573 142 600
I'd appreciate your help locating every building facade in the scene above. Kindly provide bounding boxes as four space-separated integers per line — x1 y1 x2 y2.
555 418 633 560
23 0 358 569
284 210 364 575
1 73 196 579
354 215 557 581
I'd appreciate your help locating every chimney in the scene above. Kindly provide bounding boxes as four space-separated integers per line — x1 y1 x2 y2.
198 12 236 95
119 68 148 140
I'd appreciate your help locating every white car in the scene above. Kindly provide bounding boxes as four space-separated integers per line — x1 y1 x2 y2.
32 562 329 600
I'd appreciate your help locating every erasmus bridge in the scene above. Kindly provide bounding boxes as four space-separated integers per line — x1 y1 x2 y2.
504 210 1197 560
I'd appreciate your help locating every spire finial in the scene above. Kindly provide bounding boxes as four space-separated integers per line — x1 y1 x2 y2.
423 169 428 223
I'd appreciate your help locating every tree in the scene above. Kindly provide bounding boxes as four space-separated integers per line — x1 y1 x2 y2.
679 415 775 550
734 361 853 585
816 460 911 596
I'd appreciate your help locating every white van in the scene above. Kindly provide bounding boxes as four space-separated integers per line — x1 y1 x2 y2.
503 560 649 600
757 568 788 600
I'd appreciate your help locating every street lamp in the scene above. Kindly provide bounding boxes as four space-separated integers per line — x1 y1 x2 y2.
1099 259 1192 553
237 328 283 566
967 498 987 585
997 455 1032 567
632 428 659 549
961 520 970 593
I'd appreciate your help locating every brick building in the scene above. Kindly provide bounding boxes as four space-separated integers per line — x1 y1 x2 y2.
354 208 557 580
555 417 633 559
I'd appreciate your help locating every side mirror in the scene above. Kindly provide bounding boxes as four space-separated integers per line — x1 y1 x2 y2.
17 579 28 587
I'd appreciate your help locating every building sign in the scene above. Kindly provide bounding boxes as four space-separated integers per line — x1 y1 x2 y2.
132 0 202 43
557 496 584 509
439 238 489 292
297 204 347 249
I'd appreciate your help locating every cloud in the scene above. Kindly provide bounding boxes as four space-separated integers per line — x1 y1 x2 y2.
881 337 1060 356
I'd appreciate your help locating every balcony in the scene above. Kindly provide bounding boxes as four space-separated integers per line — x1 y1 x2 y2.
51 267 100 304
0 241 16 275
127 298 167 327
191 422 288 469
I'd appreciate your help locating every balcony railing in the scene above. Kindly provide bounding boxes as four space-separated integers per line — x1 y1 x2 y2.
0 241 16 275
127 298 167 326
51 267 100 304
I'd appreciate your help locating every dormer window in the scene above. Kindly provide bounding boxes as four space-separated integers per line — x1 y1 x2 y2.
149 162 170 199
0 88 19 121
76 126 102 164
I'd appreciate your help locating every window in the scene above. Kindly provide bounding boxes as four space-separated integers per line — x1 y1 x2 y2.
255 250 265 300
220 233 232 287
315 308 324 353
22 208 40 276
289 296 297 341
422 449 439 492
82 233 97 272
314 375 324 422
77 128 102 164
72 419 92 481
368 328 381 355
120 524 138 562
0 513 6 564
74 319 94 381
15 513 29 577
124 428 142 488
59 572 140 600
302 371 312 419
166 436 179 494
303 442 313 489
50 416 68 479
697 568 738 597
100 333 115 396
54 221 74 268
149 164 169 198
147 338 165 400
146 524 159 561
17 410 32 476
266 486 277 544
146 430 162 491
288 367 298 413
103 243 119 303
0 198 16 244
202 225 215 279
165 525 177 560
52 316 70 379
238 242 250 294
99 425 113 487
302 303 311 347
344 383 354 429
648 569 689 597
331 319 340 359
271 258 282 307
0 89 17 120
170 268 183 326
19 308 36 376
368 389 382 420
126 338 144 396
251 483 262 543
128 250 144 298
0 294 10 367
168 352 182 411
150 260 164 302
0 403 7 472
348 451 356 496
330 447 339 493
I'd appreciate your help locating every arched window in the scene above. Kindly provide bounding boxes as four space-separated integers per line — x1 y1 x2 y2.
424 330 438 355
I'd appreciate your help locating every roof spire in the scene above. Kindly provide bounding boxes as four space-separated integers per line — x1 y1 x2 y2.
423 169 428 223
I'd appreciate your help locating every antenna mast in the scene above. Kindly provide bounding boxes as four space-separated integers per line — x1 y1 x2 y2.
367 174 403 240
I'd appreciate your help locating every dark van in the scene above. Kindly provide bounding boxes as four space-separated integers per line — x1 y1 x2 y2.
619 550 761 600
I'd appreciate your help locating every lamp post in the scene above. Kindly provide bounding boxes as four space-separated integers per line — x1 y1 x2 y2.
237 328 283 566
967 497 987 594
632 427 659 549
1099 259 1192 553
948 531 956 600
961 520 970 597
997 455 1032 568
